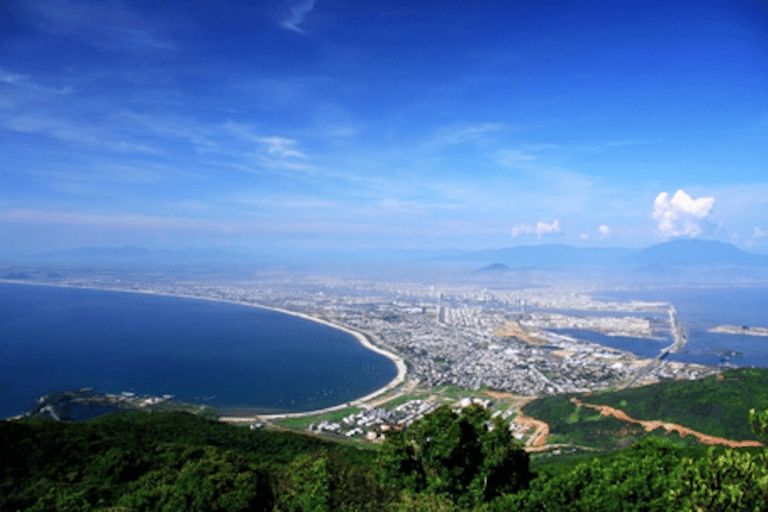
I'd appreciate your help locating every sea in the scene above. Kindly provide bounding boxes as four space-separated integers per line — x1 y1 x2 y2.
561 287 768 367
0 282 397 418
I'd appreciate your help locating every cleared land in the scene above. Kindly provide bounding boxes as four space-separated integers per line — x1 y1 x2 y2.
522 368 768 450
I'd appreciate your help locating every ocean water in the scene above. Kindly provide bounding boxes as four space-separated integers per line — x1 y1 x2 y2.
598 287 768 367
0 283 397 418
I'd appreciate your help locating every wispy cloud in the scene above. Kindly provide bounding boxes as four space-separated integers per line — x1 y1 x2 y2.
429 123 507 147
29 0 175 51
0 113 159 154
280 0 317 35
0 208 241 232
0 67 73 94
495 149 536 166
224 121 307 158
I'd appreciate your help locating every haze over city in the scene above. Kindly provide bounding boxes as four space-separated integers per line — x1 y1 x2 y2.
1 0 767 259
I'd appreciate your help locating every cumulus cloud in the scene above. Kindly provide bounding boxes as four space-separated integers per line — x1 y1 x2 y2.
754 227 767 239
652 189 715 238
281 0 317 34
512 219 561 238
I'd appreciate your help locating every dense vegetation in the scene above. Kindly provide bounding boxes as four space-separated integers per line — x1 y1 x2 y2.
523 367 768 449
3 375 768 511
1 411 390 511
379 404 531 508
578 368 768 440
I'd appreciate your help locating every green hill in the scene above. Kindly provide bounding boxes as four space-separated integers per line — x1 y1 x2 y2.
523 368 768 450
4 371 768 511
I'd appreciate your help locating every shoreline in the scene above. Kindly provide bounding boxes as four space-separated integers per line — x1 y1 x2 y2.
0 279 407 420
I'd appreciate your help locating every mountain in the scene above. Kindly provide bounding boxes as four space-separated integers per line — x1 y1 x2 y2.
453 244 634 268
41 246 152 258
476 263 512 273
441 239 768 271
623 239 768 267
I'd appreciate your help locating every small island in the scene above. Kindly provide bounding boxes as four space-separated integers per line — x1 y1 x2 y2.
709 325 768 337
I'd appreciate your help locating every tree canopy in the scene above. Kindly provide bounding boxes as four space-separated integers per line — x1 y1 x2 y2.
378 403 531 508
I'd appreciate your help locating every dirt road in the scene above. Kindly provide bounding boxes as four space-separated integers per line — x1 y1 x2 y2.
571 397 762 448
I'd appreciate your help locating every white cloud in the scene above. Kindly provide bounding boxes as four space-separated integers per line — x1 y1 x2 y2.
281 0 317 34
580 224 611 240
754 227 767 239
256 136 306 158
652 189 715 238
512 219 561 238
224 122 307 159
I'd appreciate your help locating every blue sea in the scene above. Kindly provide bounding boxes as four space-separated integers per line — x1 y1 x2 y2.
587 287 768 367
0 283 397 418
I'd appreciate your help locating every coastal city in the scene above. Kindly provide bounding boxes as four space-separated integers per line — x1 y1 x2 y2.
4 271 718 387
1 267 726 443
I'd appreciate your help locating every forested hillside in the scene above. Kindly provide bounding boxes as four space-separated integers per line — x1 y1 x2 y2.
3 373 768 511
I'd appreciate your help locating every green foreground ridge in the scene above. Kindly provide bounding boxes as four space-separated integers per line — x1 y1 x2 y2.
3 368 768 511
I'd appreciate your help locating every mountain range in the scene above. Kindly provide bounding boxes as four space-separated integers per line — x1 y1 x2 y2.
9 239 768 274
455 239 768 269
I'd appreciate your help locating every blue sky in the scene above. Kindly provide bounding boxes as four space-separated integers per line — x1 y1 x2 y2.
1 0 767 256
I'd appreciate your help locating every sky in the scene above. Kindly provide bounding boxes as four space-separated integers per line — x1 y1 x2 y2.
1 0 767 258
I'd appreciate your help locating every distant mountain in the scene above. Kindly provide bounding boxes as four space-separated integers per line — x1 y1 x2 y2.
41 246 152 258
454 244 634 268
623 239 768 267
476 263 511 273
439 239 768 271
29 246 287 268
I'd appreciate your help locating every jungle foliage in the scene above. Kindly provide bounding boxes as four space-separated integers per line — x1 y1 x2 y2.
1 400 767 511
522 367 768 450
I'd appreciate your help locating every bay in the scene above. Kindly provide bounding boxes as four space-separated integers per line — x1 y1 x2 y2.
0 282 397 418
601 287 768 367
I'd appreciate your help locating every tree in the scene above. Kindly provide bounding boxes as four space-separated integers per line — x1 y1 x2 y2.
669 407 768 511
378 403 530 508
504 437 684 511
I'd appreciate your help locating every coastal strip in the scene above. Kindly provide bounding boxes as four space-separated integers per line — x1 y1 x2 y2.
0 279 407 421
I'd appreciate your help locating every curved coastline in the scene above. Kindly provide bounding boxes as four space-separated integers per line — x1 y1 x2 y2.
0 279 407 420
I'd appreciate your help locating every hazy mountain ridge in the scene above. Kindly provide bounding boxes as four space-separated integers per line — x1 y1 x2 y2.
10 239 768 278
460 239 768 269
